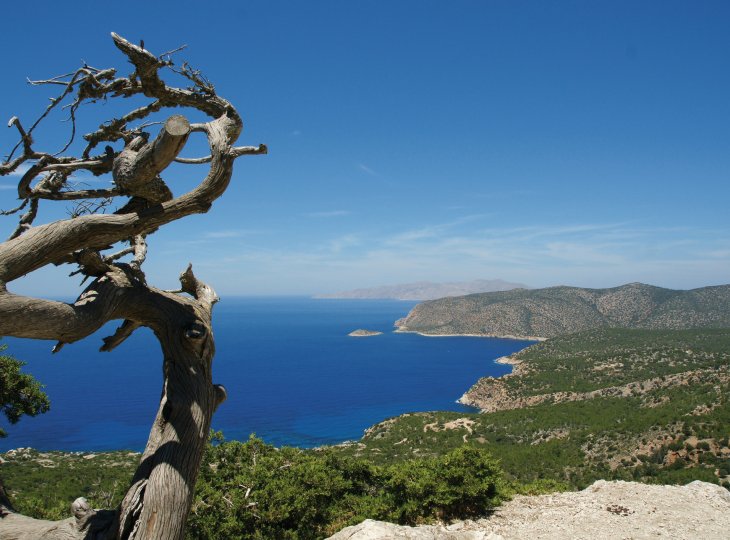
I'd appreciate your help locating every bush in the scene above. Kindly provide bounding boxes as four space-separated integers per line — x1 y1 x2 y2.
668 441 684 452
514 478 569 495
385 445 503 524
186 437 505 539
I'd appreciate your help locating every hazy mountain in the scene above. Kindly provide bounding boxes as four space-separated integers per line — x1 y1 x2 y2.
315 279 530 301
395 283 730 338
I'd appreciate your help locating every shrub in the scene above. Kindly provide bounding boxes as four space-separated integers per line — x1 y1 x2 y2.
385 445 503 524
668 441 683 451
187 437 505 539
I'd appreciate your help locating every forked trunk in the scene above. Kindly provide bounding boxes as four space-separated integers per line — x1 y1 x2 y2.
0 286 224 540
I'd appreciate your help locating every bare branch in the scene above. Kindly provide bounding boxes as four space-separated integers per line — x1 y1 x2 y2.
7 116 33 159
175 144 268 164
179 263 218 310
1 199 29 216
82 100 163 158
232 144 268 157
67 197 114 218
174 155 212 164
130 235 147 271
40 159 106 172
26 70 80 85
8 198 38 240
111 32 240 122
158 44 187 58
32 187 121 201
17 156 57 198
103 245 135 263
100 319 141 352
14 66 137 162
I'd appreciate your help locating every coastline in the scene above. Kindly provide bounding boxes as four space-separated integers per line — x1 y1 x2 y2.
392 325 538 411
393 327 546 342
456 354 526 409
493 354 526 376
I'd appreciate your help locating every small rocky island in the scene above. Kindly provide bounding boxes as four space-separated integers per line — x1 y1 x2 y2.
348 329 383 337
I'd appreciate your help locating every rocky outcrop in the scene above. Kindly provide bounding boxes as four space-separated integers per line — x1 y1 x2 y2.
395 283 730 338
348 329 383 337
327 480 730 539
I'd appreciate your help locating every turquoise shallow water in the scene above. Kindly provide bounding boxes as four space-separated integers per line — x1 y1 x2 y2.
0 297 533 451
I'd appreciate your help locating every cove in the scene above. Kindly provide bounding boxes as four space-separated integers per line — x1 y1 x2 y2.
0 297 534 451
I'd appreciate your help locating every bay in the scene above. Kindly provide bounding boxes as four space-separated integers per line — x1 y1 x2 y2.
0 297 533 451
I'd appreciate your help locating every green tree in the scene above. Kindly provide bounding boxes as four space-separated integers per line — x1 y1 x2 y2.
385 445 503 524
0 343 50 511
0 344 49 438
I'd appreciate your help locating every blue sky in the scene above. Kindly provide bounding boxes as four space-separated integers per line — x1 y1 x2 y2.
1 0 728 296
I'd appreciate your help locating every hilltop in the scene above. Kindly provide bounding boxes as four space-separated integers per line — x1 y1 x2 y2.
395 283 730 338
315 279 529 300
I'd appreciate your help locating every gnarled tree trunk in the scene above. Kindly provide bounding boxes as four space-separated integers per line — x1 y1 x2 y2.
0 34 265 539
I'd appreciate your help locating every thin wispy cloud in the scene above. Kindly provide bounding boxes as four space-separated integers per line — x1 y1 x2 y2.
358 163 379 176
386 214 493 245
0 184 15 190
203 229 250 239
174 218 730 295
327 234 360 253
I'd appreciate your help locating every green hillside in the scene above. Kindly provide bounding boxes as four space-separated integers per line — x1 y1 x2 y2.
395 283 730 338
335 328 730 490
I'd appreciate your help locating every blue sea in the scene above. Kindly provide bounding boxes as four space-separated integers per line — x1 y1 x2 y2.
0 298 532 452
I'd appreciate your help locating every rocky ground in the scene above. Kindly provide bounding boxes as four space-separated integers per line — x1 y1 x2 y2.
327 480 730 539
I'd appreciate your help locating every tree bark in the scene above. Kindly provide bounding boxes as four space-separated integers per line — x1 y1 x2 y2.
0 33 263 540
0 268 225 540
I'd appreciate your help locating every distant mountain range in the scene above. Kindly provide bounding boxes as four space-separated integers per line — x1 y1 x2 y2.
315 279 530 301
395 283 730 338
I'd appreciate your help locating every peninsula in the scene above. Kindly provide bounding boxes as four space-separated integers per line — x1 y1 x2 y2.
395 283 730 338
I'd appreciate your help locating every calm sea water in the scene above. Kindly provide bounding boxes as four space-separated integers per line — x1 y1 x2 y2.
0 298 532 451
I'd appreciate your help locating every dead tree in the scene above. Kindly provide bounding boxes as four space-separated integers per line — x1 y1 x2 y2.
0 34 266 539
